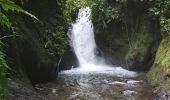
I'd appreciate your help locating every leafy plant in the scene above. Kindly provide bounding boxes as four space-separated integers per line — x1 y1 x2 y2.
91 0 120 31
159 0 170 36
0 42 8 99
148 0 170 36
0 0 38 29
61 0 120 30
0 0 39 98
44 27 68 57
147 0 170 89
160 17 170 36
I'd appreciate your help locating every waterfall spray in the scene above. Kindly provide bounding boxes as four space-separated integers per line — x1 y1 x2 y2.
67 7 136 76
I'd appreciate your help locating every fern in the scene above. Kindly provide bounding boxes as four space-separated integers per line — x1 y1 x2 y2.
0 0 38 20
0 0 39 28
0 0 39 98
0 12 11 28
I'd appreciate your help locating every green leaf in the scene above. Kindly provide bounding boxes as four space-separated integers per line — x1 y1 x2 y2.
0 0 39 21
0 13 12 29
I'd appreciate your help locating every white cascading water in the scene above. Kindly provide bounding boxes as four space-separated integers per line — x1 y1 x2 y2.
70 7 98 66
69 7 108 71
64 7 136 77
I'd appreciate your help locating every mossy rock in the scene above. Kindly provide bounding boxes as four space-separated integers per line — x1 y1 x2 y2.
147 36 170 90
155 36 170 67
125 16 156 71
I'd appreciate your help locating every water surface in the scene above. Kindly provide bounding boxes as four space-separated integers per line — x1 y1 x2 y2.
37 68 155 100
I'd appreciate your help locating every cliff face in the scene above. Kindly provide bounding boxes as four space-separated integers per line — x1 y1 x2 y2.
94 1 160 71
5 0 68 83
146 0 170 90
147 35 170 90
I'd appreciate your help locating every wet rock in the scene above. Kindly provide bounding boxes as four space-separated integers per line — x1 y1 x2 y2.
35 84 44 91
51 89 57 93
7 79 46 100
59 47 79 71
35 71 155 100
127 80 143 84
109 81 126 85
126 80 143 87
101 79 109 84
94 48 102 57
153 87 169 100
123 90 137 97
78 82 91 88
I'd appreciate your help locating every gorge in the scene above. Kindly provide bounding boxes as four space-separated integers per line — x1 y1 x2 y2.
0 0 170 100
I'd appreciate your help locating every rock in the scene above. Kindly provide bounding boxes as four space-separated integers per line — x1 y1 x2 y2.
7 79 46 100
123 90 136 97
153 87 169 100
109 81 126 85
94 48 102 57
52 89 57 93
101 79 109 84
59 47 79 71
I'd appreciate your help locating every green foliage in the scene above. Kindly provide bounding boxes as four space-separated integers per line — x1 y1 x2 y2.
140 0 170 89
163 0 170 13
147 0 170 88
160 0 170 36
148 0 170 36
0 12 12 28
0 0 38 29
55 0 121 56
147 65 166 88
91 0 120 31
155 36 170 69
125 16 153 64
160 17 170 36
147 36 170 90
0 43 8 99
0 0 39 99
61 0 91 24
61 0 120 30
44 27 68 57
125 30 152 63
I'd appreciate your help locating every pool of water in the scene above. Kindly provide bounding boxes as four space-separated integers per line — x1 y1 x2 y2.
37 68 155 100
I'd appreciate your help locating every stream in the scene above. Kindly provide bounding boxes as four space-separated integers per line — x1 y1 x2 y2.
36 7 155 100
37 69 155 100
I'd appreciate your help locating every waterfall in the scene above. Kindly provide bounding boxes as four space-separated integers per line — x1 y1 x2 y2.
68 7 116 71
67 7 136 76
69 7 103 69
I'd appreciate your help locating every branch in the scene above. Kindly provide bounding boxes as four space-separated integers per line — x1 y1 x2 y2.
0 34 19 40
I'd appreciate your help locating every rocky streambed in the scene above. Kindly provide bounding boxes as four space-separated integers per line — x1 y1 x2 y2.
36 70 155 100
8 68 170 100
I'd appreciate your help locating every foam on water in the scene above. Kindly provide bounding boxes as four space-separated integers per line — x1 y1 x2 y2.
60 65 136 77
64 7 136 77
69 7 98 67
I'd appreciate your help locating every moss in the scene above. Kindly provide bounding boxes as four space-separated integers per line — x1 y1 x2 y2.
147 64 170 90
126 32 152 62
147 64 166 86
147 36 170 90
160 80 170 89
155 36 170 67
125 17 153 69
